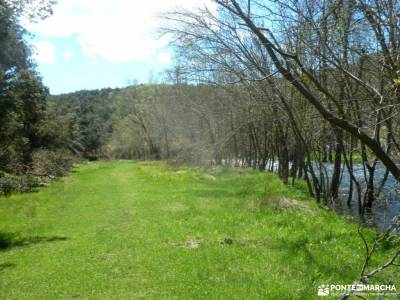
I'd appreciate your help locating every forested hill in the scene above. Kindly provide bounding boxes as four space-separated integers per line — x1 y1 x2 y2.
47 89 119 159
47 84 239 164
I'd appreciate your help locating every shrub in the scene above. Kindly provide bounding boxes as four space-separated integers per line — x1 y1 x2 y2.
0 149 76 196
0 172 40 196
31 149 76 178
0 172 15 196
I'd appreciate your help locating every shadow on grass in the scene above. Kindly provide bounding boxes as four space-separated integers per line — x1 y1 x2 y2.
68 166 80 174
0 232 68 251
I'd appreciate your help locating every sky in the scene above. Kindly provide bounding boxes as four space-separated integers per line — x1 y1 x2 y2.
24 0 215 95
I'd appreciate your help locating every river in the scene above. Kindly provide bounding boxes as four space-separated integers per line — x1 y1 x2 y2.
321 163 400 230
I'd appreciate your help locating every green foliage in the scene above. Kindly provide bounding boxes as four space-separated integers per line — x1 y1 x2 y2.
0 171 39 196
0 148 75 196
47 89 116 159
0 1 30 71
0 0 74 179
0 161 397 299
48 84 231 163
0 69 50 171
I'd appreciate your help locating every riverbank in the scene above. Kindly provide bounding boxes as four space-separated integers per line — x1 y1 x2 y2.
0 161 397 299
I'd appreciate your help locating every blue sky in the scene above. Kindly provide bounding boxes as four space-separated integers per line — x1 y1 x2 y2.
24 0 215 95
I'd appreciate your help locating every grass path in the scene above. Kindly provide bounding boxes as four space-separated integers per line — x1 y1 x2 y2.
0 161 397 299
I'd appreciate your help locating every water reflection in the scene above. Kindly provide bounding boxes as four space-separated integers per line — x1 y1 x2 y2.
223 159 400 230
323 163 400 230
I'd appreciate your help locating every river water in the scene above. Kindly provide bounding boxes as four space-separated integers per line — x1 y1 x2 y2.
222 159 400 230
320 163 400 230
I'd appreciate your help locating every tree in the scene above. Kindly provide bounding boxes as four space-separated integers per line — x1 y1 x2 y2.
213 0 400 180
0 0 55 172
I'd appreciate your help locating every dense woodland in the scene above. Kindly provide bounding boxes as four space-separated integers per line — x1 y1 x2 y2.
1 0 400 217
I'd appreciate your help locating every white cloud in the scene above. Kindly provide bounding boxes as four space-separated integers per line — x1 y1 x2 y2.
33 41 56 64
62 50 73 60
25 0 215 64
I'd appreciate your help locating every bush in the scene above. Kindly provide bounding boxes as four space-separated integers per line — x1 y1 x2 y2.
0 172 40 196
31 149 76 178
0 173 15 196
0 149 76 196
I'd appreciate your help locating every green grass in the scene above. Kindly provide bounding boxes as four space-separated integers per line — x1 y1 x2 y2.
0 161 398 299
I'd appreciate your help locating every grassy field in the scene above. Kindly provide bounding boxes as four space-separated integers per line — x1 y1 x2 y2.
0 161 398 299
